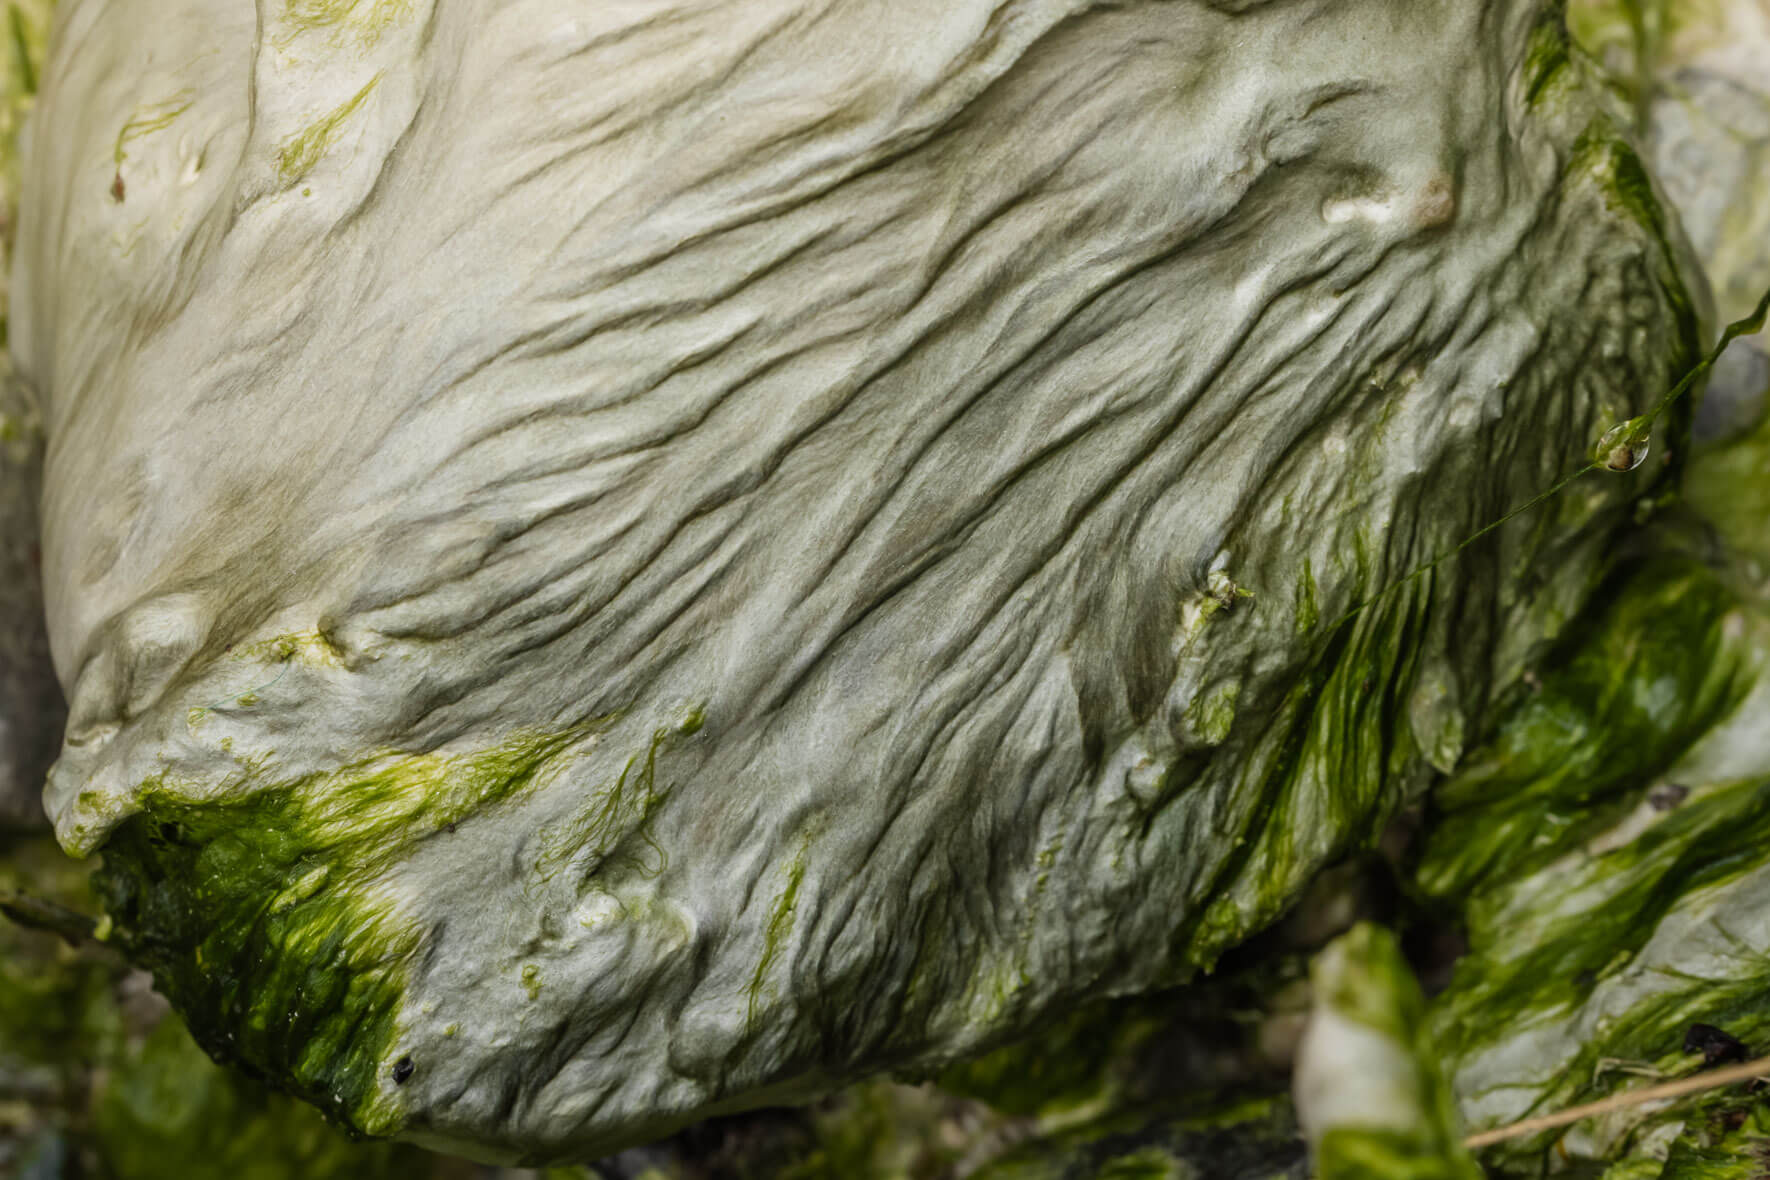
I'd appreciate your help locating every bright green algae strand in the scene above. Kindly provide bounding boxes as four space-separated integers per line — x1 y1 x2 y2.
93 726 590 1137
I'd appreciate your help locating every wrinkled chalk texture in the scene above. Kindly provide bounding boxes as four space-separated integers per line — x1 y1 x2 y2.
9 0 1708 1163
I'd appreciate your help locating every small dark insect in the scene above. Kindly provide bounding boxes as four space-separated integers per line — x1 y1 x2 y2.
445 823 457 834
110 172 125 202
1685 1022 1749 1068
1648 783 1690 812
392 1056 415 1084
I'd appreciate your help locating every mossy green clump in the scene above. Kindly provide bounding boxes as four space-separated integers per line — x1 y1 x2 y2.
94 725 590 1137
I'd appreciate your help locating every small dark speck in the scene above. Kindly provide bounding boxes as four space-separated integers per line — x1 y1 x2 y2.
110 172 125 202
1685 1022 1749 1067
1648 783 1690 812
445 823 457 834
392 1056 415 1084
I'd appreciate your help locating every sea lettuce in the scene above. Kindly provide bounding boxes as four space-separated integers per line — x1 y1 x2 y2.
5 0 1723 1164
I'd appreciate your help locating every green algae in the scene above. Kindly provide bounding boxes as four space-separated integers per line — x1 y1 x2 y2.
1594 1094 1770 1179
1418 557 1750 903
1686 406 1770 592
113 94 194 167
0 832 440 1179
93 725 589 1137
275 74 380 184
937 992 1173 1121
278 0 411 49
747 844 807 1033
1523 10 1576 106
532 723 673 887
1314 1129 1484 1180
1416 547 1770 1173
1181 572 1433 968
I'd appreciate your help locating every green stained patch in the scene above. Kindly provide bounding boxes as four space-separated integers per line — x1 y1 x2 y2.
1295 560 1320 637
1184 682 1241 747
113 94 194 167
93 725 590 1137
1568 122 1704 372
747 845 807 1033
938 997 1169 1120
1 832 437 1179
1523 11 1575 105
275 74 381 185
